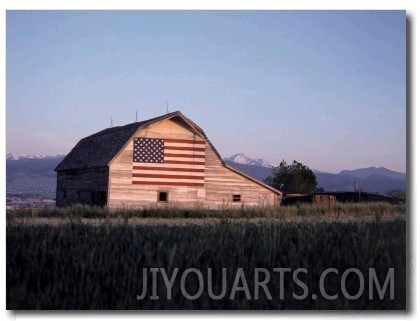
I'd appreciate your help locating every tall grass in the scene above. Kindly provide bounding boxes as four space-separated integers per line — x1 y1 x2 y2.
6 202 406 219
7 219 405 310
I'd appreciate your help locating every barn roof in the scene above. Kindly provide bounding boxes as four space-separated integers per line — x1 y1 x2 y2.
55 111 201 171
55 111 280 195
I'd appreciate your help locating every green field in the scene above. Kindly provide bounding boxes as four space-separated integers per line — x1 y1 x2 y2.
6 206 406 310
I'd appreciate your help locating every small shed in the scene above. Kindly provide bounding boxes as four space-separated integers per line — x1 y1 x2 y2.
55 111 282 208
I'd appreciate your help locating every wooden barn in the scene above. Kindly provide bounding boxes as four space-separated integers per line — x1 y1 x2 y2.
55 111 282 208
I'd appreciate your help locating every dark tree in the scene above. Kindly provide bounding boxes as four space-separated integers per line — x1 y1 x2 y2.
265 160 317 194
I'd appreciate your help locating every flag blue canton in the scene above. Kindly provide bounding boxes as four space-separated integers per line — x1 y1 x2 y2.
133 138 164 163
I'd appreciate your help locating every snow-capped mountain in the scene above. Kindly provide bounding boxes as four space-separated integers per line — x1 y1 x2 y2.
6 153 20 160
6 153 65 160
224 153 275 168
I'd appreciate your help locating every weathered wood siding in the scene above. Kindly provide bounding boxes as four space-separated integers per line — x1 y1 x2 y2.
205 147 280 208
108 118 280 208
312 194 337 204
56 168 109 207
108 118 206 208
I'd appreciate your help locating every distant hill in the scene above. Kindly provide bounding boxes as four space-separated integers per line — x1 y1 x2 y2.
6 155 65 198
224 154 406 194
340 167 406 180
315 172 406 194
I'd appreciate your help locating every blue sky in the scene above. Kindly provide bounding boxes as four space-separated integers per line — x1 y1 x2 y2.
6 10 406 173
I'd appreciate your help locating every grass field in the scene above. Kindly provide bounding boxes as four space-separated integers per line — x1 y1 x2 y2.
6 202 406 219
6 204 406 310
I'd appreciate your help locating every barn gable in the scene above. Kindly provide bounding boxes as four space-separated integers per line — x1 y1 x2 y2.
55 111 281 208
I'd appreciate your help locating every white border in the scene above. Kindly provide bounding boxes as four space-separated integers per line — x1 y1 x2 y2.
2 1 416 321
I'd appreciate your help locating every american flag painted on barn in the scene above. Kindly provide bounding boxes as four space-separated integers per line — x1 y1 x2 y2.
132 137 205 187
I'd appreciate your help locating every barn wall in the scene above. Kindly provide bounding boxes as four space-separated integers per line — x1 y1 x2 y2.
56 168 109 207
108 118 280 208
108 118 206 208
204 147 280 208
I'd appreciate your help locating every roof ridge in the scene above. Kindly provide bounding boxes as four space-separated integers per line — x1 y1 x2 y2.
81 111 183 140
82 122 141 140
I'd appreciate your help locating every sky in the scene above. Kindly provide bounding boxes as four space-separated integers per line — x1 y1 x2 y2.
6 10 406 173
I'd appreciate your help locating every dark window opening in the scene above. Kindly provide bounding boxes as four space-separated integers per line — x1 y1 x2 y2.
97 191 107 207
63 190 67 199
233 194 241 202
158 191 168 202
77 191 80 200
89 191 107 207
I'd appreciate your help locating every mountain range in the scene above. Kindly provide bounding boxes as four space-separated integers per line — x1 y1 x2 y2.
6 152 65 161
6 153 406 198
6 154 65 198
223 153 406 194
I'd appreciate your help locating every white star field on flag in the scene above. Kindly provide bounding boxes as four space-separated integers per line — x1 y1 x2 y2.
133 138 164 163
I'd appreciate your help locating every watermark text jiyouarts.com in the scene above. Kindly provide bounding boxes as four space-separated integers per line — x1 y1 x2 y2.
136 268 394 301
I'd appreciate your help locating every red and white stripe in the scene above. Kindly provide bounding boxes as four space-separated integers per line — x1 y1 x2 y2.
132 138 206 187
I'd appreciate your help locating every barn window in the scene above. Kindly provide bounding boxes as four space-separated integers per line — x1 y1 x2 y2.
158 191 168 202
63 190 67 199
232 194 241 202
